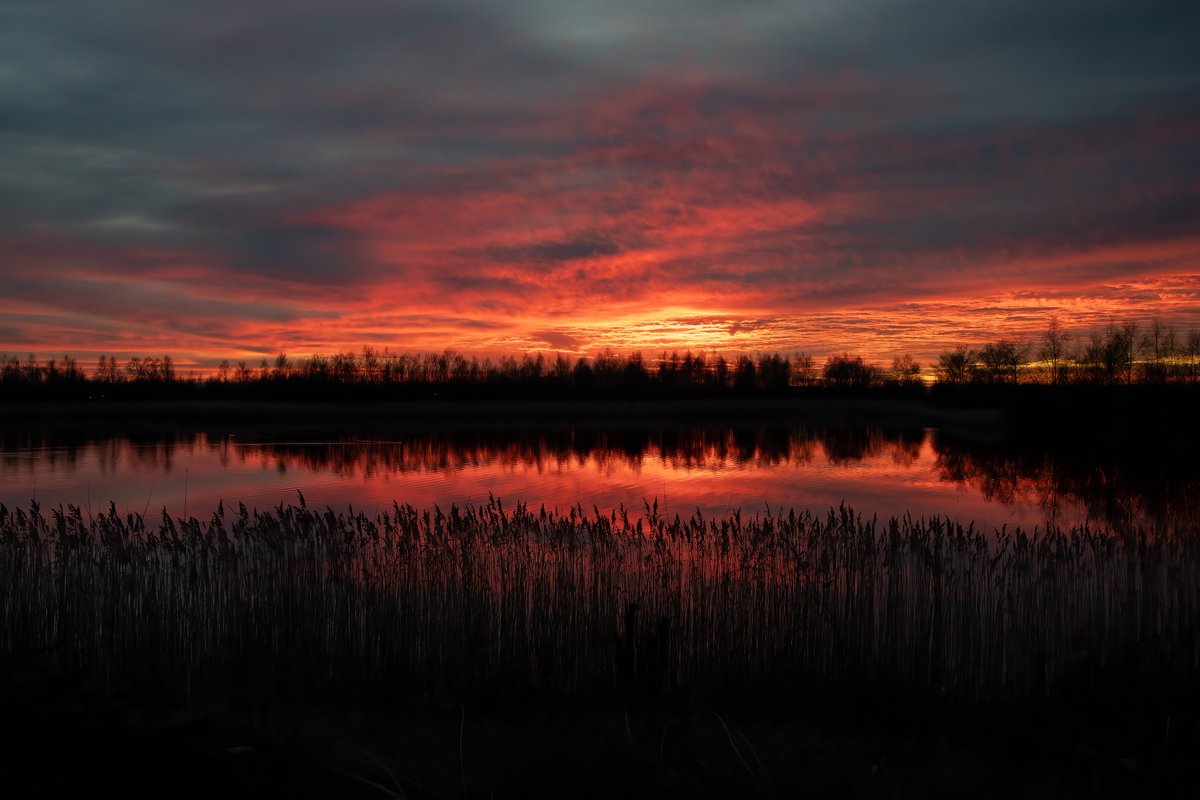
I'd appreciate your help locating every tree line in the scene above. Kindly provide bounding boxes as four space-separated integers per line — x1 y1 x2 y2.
2 317 1198 401
934 318 1200 385
0 348 921 400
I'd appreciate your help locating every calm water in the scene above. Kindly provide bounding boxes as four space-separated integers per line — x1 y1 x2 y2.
1 426 1194 533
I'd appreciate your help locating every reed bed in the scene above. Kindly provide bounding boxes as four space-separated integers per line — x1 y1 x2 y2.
2 497 1198 708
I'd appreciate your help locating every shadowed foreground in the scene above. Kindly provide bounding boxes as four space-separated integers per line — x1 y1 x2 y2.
2 499 1199 797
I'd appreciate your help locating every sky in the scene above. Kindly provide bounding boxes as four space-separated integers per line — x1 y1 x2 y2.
2 0 1198 372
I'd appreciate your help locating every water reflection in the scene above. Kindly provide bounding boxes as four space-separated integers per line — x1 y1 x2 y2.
932 436 1197 534
1 427 1195 533
0 427 929 476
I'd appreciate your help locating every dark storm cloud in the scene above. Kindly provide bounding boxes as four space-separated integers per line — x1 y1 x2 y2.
485 237 622 264
227 222 375 284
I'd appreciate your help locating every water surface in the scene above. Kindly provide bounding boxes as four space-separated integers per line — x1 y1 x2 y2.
1 426 1194 533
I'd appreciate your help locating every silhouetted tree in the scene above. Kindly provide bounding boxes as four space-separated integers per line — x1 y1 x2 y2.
890 354 922 386
94 355 122 383
822 353 876 389
733 356 757 392
593 349 625 388
712 355 730 389
975 339 1027 385
623 352 650 390
935 346 975 384
1187 329 1200 382
757 353 791 392
1140 318 1177 384
1039 317 1071 385
571 356 594 390
21 354 42 385
1083 323 1137 385
790 353 817 387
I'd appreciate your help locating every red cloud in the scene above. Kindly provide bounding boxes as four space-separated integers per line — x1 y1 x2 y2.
4 82 1199 369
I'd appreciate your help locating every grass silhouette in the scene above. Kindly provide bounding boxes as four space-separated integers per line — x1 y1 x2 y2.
3 496 1196 709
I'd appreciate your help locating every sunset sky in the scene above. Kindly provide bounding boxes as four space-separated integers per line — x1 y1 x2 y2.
2 0 1198 371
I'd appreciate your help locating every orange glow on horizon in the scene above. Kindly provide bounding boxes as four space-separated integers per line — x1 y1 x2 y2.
3 83 1199 372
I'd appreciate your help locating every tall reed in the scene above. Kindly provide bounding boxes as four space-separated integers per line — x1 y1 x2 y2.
2 498 1197 707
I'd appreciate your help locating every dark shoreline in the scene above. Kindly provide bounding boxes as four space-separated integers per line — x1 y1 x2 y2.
6 393 1198 454
0 396 1005 435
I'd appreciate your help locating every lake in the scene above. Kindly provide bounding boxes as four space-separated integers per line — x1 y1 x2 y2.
2 424 1192 533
